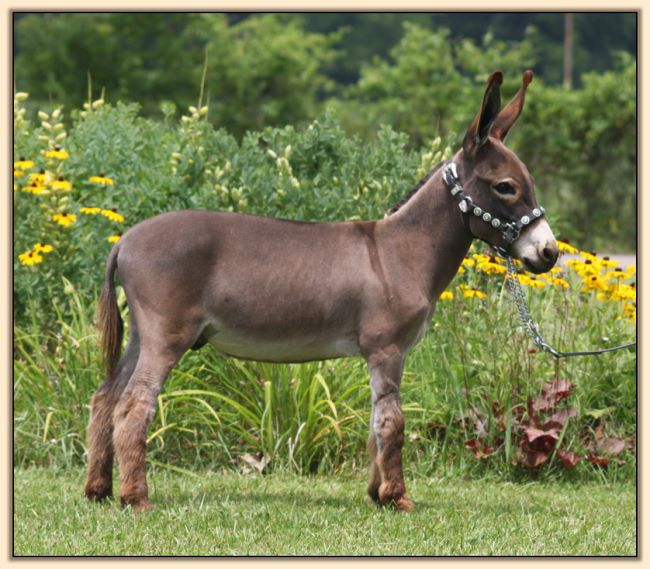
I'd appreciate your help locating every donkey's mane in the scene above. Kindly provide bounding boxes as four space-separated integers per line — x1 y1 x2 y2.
388 160 446 215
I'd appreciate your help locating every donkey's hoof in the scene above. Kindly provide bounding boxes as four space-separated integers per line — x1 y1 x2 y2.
120 495 153 513
84 484 113 502
378 482 414 512
393 494 414 512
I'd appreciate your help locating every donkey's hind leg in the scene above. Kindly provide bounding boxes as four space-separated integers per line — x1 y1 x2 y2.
84 327 140 501
112 330 193 512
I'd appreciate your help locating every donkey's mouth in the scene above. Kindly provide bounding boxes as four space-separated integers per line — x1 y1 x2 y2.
522 255 557 275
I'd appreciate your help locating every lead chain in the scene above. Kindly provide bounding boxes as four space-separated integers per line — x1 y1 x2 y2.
504 256 636 358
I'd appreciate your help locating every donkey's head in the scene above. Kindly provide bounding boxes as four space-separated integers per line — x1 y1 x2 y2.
453 70 558 274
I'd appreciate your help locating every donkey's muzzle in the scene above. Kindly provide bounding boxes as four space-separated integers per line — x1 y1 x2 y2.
522 239 558 274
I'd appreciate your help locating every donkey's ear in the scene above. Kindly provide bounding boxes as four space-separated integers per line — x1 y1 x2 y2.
491 70 534 141
463 71 503 157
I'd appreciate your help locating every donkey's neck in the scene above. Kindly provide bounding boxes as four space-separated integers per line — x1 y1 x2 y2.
379 167 473 302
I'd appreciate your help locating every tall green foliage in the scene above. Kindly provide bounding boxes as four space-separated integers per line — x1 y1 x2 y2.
189 14 341 137
341 24 537 144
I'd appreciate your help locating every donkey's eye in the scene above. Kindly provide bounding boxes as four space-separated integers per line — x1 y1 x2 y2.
494 182 516 196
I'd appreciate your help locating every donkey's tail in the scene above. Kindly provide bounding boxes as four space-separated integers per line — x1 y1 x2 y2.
98 244 123 381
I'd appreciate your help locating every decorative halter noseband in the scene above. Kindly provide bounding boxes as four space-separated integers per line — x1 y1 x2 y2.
442 161 545 257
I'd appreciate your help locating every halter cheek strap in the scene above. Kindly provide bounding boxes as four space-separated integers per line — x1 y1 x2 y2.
442 161 545 256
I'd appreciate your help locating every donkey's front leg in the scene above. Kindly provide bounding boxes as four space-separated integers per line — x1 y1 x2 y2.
365 345 413 512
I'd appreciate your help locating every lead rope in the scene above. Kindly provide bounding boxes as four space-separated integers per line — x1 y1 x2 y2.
505 256 636 358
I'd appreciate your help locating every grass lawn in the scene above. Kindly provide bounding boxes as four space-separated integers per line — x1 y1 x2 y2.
12 467 636 557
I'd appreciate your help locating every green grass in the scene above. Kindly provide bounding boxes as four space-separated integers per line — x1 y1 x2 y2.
13 467 636 556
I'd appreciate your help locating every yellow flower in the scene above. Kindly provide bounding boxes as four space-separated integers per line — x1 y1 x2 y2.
546 276 569 288
461 286 487 300
44 148 69 160
29 170 52 186
626 265 636 276
579 251 602 265
472 253 490 264
599 256 621 270
476 257 507 276
557 240 579 255
456 265 465 275
80 206 101 215
50 177 72 191
621 303 636 323
604 269 631 281
52 212 77 227
33 242 53 254
100 209 125 223
89 174 114 186
18 250 43 266
22 183 49 196
439 290 453 301
581 275 609 293
609 283 636 303
13 169 24 178
516 274 546 288
14 158 35 171
566 259 600 278
461 257 475 268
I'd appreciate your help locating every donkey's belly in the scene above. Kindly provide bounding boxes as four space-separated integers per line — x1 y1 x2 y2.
203 324 361 363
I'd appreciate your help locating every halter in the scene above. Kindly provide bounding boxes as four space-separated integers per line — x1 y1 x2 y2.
441 160 636 359
442 161 545 257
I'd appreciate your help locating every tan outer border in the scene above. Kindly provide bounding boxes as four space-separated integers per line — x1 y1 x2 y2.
2 3 642 566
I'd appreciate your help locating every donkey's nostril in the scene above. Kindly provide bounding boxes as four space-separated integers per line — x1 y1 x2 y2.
540 243 558 265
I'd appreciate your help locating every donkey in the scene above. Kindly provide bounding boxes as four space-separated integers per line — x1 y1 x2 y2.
84 70 558 512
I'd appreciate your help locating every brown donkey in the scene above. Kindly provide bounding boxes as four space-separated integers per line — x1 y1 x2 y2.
84 70 558 512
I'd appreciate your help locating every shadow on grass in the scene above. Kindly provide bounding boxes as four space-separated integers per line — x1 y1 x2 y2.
152 484 361 511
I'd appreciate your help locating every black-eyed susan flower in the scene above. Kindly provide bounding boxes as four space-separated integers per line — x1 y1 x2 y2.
621 302 636 323
557 240 579 255
545 276 569 289
107 233 122 244
18 250 43 266
13 169 24 178
579 250 601 265
566 259 599 278
476 256 507 275
516 274 546 288
14 157 35 171
33 242 53 254
29 170 51 185
44 148 69 160
80 206 101 215
52 212 77 227
609 283 636 303
89 174 114 186
461 257 475 268
50 177 72 191
599 256 621 270
440 290 453 301
100 208 124 223
604 269 632 281
22 183 48 196
581 275 608 293
459 285 487 299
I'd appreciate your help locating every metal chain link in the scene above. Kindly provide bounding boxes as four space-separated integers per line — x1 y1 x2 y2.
505 256 636 358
